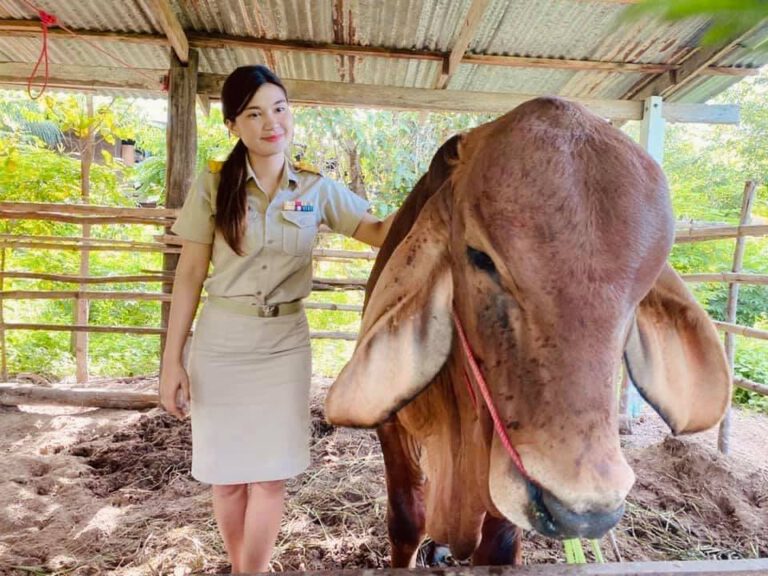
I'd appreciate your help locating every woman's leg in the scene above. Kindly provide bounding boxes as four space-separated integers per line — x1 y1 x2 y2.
240 479 287 572
212 483 248 573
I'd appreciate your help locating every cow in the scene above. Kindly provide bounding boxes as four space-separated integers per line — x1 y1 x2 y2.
325 97 731 567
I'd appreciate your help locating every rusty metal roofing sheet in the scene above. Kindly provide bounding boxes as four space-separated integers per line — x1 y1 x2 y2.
0 0 160 33
0 0 766 105
0 36 168 70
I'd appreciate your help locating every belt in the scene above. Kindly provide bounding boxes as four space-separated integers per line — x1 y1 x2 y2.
207 296 303 318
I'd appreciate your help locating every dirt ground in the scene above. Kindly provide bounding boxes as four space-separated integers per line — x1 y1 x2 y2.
0 376 766 575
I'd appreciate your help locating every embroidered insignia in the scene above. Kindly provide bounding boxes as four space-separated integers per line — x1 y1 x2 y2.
292 161 321 175
207 159 224 174
282 200 314 212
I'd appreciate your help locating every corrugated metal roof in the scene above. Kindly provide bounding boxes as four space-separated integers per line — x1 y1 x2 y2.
0 0 766 105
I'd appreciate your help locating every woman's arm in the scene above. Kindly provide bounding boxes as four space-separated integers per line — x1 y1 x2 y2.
159 240 212 419
351 211 397 248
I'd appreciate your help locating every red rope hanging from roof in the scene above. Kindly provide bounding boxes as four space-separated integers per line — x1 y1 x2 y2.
25 9 57 99
19 0 167 98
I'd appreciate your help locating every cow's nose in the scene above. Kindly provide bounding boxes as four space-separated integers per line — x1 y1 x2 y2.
527 483 625 539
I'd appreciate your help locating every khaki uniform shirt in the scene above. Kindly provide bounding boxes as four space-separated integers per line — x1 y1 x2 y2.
171 159 370 305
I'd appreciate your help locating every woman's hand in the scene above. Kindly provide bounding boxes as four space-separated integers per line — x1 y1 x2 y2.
159 360 190 419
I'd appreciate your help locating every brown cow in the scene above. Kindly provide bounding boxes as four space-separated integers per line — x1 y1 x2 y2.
325 97 731 567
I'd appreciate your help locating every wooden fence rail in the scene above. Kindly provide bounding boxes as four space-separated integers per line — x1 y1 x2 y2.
1 194 767 410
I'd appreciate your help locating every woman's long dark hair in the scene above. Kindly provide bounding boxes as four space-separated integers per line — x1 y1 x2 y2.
216 65 287 255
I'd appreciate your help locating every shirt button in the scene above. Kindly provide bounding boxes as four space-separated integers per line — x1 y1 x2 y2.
267 239 274 245
256 290 262 296
262 265 268 270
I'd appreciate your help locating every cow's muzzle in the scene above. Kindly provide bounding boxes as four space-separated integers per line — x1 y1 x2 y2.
526 482 625 539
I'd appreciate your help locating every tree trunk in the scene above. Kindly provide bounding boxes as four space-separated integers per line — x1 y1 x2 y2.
346 141 367 200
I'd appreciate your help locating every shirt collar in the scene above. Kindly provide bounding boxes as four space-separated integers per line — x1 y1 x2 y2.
245 155 299 189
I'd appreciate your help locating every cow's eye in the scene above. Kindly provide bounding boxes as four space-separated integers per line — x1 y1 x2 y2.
467 247 496 274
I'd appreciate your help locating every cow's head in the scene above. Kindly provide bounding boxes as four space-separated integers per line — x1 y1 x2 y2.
326 97 731 539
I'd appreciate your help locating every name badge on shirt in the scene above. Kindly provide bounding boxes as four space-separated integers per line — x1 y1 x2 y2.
283 200 314 212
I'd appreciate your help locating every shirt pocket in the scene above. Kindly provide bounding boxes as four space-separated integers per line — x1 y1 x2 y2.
280 211 318 256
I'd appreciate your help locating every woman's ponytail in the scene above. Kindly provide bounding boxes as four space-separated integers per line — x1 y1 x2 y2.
215 139 248 255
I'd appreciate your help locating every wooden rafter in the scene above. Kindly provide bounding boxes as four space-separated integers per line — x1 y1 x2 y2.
0 20 756 77
624 20 768 100
435 0 491 89
146 0 189 63
0 62 739 123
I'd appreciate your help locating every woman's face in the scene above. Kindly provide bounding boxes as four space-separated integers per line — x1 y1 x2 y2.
227 82 293 159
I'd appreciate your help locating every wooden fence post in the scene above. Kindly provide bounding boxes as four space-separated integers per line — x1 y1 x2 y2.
0 246 7 381
75 94 95 384
161 49 198 359
718 180 758 454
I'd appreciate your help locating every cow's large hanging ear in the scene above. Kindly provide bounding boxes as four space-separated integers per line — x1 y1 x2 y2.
624 264 731 435
325 191 453 428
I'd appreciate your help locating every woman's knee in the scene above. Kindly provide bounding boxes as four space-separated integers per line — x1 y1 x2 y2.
249 479 286 495
212 483 247 498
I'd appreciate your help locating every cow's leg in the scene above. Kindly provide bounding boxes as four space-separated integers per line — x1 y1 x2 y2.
471 515 522 566
377 418 426 568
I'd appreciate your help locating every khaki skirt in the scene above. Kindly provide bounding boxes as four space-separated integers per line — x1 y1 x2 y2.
188 300 312 484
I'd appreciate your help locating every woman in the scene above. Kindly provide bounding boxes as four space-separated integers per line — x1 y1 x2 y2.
159 65 394 573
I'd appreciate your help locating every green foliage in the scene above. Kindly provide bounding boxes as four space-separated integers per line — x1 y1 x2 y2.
0 93 63 147
130 106 234 204
624 0 768 49
293 107 493 215
3 72 768 412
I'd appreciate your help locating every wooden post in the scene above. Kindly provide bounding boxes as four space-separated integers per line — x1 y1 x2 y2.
718 180 758 454
75 94 95 384
161 49 198 357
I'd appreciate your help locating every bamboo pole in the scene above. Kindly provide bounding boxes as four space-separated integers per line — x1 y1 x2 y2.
1 233 176 248
682 272 768 285
718 181 757 454
674 223 768 243
0 246 6 381
0 383 158 410
76 93 95 385
0 291 365 312
713 321 768 341
734 377 768 397
0 212 174 226
1 291 174 301
0 240 181 254
0 322 357 340
0 201 178 218
2 271 170 284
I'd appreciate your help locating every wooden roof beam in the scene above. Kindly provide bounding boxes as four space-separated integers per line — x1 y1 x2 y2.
146 0 189 63
198 75 738 124
0 61 738 124
0 20 758 77
624 20 768 100
436 0 491 89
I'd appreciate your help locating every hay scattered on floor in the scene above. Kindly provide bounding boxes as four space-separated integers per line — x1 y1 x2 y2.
1 379 766 574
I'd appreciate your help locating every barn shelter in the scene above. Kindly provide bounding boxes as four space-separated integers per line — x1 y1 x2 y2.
1 2 768 399
1 2 768 416
1 1 768 574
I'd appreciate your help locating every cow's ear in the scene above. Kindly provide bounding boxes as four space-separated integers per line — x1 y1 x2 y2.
325 191 453 428
624 264 731 435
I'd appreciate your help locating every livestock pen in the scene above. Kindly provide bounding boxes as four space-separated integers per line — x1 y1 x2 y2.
1 0 768 574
